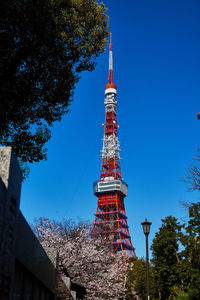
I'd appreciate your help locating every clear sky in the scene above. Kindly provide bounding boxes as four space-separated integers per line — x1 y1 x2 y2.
21 0 200 258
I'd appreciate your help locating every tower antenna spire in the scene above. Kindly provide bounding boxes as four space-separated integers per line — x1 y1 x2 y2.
108 32 113 84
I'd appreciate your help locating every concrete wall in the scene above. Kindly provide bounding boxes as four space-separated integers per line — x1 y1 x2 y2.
0 147 22 299
13 259 55 300
0 147 84 300
15 211 57 295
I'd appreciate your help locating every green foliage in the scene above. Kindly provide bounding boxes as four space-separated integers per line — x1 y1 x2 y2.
151 216 184 300
182 203 200 300
124 258 156 300
132 259 147 300
0 0 108 168
177 295 189 300
168 285 188 300
125 259 146 300
144 204 200 300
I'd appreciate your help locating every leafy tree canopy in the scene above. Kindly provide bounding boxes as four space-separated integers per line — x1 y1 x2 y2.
0 0 108 167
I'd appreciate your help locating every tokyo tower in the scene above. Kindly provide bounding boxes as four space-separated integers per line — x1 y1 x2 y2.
91 34 136 258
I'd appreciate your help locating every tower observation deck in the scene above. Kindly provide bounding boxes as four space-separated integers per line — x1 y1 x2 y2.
91 34 136 258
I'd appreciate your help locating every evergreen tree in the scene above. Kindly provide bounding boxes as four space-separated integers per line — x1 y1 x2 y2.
181 202 200 299
151 216 183 300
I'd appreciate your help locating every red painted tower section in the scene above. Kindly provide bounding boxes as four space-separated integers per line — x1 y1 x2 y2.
91 34 136 258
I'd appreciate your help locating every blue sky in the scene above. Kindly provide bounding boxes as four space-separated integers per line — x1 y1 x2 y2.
21 0 200 258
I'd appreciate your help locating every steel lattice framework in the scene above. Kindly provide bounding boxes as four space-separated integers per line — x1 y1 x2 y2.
91 34 136 258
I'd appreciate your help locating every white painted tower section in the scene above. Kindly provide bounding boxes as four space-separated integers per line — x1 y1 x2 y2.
100 91 121 160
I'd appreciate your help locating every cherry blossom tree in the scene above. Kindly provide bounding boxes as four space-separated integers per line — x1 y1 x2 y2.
33 218 129 300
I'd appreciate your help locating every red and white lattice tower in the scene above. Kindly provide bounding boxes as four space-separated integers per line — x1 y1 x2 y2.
91 34 137 258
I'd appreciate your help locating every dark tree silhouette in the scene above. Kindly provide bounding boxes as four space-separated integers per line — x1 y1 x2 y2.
0 0 108 167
